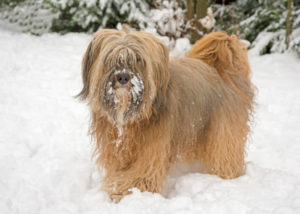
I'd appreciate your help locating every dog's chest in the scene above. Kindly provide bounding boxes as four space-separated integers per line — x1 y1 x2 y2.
108 130 138 170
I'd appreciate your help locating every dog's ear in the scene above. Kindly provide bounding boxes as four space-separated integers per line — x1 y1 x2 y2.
76 41 95 100
155 40 169 90
76 30 124 100
134 32 170 111
147 36 170 111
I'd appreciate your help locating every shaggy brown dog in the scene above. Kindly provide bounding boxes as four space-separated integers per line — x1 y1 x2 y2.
77 30 254 202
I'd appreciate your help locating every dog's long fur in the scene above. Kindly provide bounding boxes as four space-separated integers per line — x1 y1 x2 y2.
78 30 254 202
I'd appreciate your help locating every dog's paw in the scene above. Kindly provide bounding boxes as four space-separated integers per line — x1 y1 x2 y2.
110 193 125 203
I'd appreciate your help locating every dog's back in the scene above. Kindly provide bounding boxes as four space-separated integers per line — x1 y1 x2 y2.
186 32 254 105
168 57 234 127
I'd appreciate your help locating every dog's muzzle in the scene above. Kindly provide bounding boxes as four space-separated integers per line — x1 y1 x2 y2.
103 68 144 123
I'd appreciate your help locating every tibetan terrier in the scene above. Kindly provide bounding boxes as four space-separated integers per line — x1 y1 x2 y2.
77 30 254 202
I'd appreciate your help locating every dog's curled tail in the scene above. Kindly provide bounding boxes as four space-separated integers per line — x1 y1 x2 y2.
186 32 251 87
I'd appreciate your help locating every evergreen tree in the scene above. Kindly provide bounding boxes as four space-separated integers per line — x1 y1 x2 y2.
213 0 300 55
0 0 56 35
47 0 149 33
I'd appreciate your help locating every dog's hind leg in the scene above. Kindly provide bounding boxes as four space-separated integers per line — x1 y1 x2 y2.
201 106 249 179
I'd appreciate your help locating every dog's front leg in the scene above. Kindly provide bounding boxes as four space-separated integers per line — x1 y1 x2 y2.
102 134 171 202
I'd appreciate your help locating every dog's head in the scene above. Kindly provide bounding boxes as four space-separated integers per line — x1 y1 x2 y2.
77 29 169 124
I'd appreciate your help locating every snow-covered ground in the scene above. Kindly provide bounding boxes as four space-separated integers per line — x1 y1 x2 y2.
0 30 300 214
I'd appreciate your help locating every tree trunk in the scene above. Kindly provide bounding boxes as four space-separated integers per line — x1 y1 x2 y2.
190 0 211 43
186 0 194 20
196 0 210 20
285 0 293 49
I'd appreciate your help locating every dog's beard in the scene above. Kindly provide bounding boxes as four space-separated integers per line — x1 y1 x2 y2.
102 69 144 124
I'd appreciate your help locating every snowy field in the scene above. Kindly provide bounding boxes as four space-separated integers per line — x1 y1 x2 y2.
0 29 300 214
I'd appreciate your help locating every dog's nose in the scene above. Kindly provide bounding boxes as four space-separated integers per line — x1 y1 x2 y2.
116 73 130 85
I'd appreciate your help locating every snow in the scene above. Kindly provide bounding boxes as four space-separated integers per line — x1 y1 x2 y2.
249 31 276 55
170 38 192 57
199 7 216 30
140 0 188 48
130 74 144 103
1 29 300 214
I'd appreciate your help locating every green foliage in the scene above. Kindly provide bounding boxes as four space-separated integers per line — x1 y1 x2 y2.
0 0 149 34
45 0 149 33
0 0 26 7
213 0 300 55
143 0 189 39
0 0 56 35
241 0 289 41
